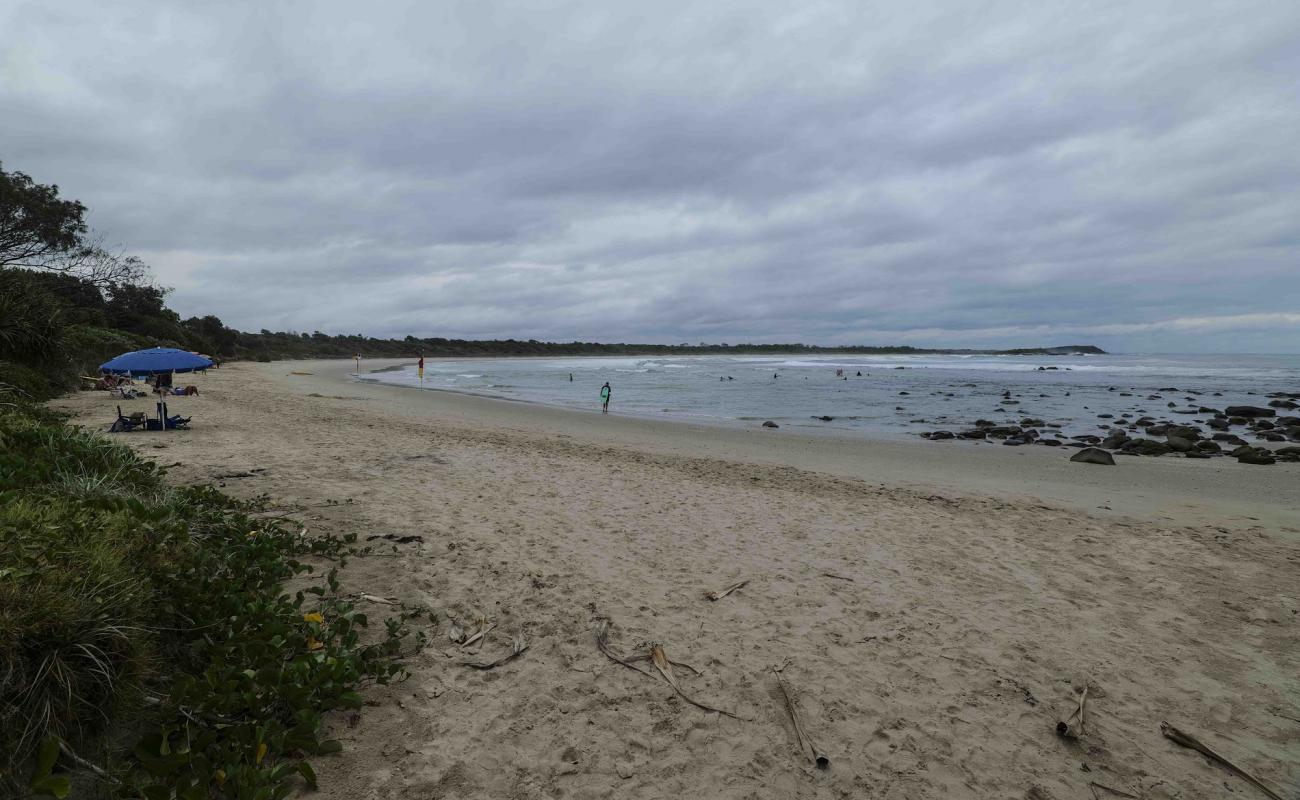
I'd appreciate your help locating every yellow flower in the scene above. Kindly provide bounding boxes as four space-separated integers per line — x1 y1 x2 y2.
302 612 323 624
306 635 324 651
246 530 259 538
255 742 268 765
214 769 226 788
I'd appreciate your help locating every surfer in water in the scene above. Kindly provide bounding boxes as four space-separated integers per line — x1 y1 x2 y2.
600 382 611 412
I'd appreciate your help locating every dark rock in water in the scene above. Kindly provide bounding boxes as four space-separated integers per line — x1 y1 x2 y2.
1197 407 1220 415
958 429 987 439
1278 416 1300 427
1038 439 1062 446
1073 434 1101 443
1213 433 1247 444
986 426 1023 438
1003 437 1026 446
1237 448 1276 465
1207 418 1230 431
1196 440 1222 453
1276 445 1300 460
1000 400 1020 405
1020 418 1045 427
762 420 779 428
1158 387 1179 392
926 430 955 440
974 419 996 428
813 415 835 422
1123 439 1171 456
1260 432 1285 442
1225 405 1275 418
1101 431 1130 449
1269 399 1299 410
1145 424 1170 436
1166 435 1195 453
1071 447 1115 465
1169 425 1202 440
1097 413 1113 419
898 391 909 395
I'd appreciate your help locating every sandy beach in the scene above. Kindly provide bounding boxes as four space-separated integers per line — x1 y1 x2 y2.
54 359 1299 799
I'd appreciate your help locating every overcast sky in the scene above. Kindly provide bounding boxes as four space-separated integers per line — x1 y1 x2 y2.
3 1 1298 352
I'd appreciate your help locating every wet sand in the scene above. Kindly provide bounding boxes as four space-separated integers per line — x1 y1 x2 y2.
53 358 1300 799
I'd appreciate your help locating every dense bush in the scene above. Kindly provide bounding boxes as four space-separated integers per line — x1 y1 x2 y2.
0 407 426 798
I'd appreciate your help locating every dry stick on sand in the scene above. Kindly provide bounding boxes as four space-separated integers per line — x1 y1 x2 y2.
1088 781 1139 799
705 579 749 602
461 637 528 670
1056 683 1089 739
771 663 830 769
594 622 745 720
1160 721 1282 800
457 619 495 652
821 573 853 582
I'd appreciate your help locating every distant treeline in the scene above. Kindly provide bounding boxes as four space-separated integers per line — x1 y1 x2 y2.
226 332 1106 360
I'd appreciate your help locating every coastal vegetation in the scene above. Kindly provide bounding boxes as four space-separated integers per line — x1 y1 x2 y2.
0 400 424 797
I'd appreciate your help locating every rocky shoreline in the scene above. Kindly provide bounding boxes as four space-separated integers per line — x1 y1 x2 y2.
919 388 1300 465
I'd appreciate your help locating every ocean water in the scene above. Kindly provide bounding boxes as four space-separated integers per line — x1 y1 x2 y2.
363 353 1300 440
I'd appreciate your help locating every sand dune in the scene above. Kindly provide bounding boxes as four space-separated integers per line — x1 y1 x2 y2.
54 359 1299 799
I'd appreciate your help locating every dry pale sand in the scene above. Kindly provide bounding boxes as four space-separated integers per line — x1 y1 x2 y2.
55 359 1300 799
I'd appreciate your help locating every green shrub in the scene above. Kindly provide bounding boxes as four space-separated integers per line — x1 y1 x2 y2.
0 361 55 401
0 408 426 798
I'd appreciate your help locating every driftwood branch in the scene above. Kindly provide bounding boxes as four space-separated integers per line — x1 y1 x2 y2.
595 622 746 719
771 663 829 769
460 637 528 670
1088 782 1138 799
1160 721 1282 800
705 579 749 601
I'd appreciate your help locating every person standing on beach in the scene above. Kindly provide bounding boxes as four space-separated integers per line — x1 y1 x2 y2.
600 382 611 412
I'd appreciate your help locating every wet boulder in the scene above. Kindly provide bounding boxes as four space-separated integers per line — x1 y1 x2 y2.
1101 431 1130 449
1070 447 1115 465
1237 448 1276 465
1123 439 1172 456
1224 405 1275 418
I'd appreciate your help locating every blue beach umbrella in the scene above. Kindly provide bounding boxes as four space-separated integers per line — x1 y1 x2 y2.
100 347 214 376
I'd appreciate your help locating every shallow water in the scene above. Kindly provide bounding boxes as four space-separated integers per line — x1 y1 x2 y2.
365 353 1300 440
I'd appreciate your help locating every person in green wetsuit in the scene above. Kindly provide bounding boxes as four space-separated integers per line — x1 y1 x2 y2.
600 382 611 413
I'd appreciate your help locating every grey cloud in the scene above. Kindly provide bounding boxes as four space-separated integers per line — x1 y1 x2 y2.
2 0 1299 353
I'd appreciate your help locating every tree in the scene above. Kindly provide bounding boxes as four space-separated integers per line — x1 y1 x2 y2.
52 234 150 286
0 163 87 269
0 164 148 287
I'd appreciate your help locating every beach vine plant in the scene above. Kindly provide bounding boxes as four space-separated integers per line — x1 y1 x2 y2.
0 405 427 799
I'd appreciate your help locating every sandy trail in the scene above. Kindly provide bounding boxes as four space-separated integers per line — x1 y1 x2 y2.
55 360 1299 799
